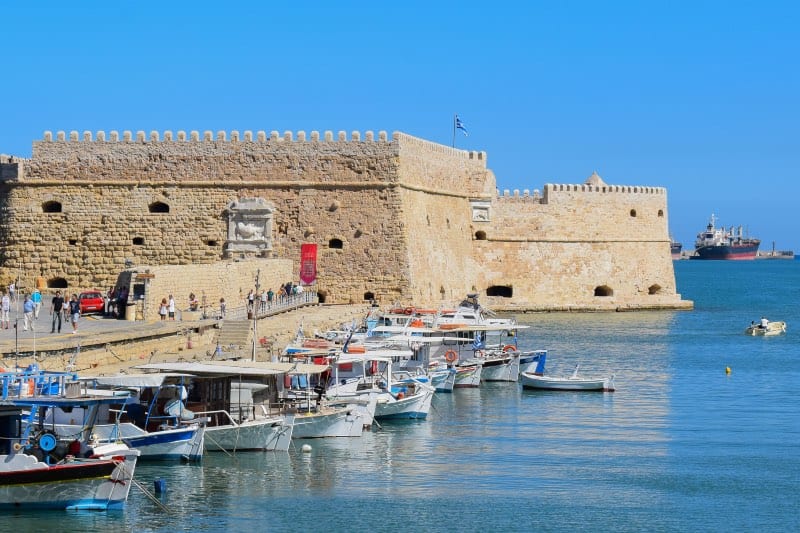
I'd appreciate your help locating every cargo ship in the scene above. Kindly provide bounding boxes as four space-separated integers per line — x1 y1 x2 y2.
691 214 760 260
670 238 683 260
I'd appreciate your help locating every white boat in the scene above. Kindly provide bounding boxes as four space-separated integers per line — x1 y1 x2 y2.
453 362 482 388
475 349 520 382
57 374 206 461
744 321 786 336
520 365 615 392
0 370 140 510
326 353 435 420
288 406 366 438
139 361 334 452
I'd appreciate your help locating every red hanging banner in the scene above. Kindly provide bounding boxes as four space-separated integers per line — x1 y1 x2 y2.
299 244 318 285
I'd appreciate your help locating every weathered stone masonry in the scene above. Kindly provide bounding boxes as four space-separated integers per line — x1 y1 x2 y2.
0 129 691 311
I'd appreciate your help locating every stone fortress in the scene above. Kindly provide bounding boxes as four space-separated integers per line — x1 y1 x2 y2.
0 129 692 314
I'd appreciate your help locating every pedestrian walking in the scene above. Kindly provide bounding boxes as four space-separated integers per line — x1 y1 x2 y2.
50 290 64 333
68 294 81 333
1 290 10 329
168 294 176 320
8 282 15 303
219 297 226 317
23 295 35 331
31 288 42 319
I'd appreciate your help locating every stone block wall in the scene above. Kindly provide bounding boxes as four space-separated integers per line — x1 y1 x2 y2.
0 130 690 310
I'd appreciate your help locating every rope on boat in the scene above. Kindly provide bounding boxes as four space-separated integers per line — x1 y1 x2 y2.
114 459 171 514
204 431 234 457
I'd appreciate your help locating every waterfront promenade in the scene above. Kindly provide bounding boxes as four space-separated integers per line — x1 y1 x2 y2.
0 293 368 373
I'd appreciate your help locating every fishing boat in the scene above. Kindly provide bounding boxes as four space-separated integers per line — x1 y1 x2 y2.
691 214 760 260
0 369 140 510
133 361 298 452
520 364 615 392
744 320 787 336
64 374 206 461
518 349 547 376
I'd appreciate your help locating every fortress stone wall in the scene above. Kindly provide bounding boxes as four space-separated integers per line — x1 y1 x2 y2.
0 129 691 311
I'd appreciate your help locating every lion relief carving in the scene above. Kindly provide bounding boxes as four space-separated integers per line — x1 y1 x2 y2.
235 222 265 240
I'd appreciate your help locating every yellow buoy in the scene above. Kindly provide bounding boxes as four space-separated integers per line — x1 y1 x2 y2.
725 367 731 374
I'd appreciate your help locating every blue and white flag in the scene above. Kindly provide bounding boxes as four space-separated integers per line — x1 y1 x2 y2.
472 331 485 350
455 115 469 137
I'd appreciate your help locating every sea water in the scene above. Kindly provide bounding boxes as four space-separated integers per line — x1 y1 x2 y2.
6 260 799 532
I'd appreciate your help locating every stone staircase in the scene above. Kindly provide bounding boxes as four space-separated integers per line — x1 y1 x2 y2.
215 320 252 354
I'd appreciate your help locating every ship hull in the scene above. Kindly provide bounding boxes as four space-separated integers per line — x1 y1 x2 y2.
691 243 759 260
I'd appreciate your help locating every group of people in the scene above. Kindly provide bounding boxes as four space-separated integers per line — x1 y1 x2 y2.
0 287 81 334
246 282 304 314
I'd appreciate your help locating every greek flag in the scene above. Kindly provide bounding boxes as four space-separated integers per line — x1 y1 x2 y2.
472 331 485 350
455 115 468 136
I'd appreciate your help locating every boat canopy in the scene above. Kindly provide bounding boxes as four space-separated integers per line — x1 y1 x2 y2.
79 373 192 388
135 360 329 376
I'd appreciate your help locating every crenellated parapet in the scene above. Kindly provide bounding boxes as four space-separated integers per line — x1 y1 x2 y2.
494 182 666 202
41 129 393 145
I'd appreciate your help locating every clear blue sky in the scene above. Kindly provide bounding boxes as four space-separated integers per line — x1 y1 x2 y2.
2 1 798 251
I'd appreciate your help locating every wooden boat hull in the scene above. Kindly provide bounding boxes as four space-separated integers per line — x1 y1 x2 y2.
520 372 614 392
0 450 139 510
453 363 482 388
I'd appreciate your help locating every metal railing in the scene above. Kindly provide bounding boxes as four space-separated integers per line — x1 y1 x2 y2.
218 291 319 321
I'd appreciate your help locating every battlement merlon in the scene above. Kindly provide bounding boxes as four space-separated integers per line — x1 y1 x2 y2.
494 183 667 202
32 129 486 162
0 155 24 181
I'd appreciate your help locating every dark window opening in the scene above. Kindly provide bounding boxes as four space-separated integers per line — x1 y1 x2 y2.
133 237 145 245
657 209 664 217
42 201 62 213
68 239 77 246
206 240 218 247
48 277 68 289
629 209 637 217
329 238 343 249
486 286 512 298
594 285 613 297
149 201 170 213
475 231 487 240
363 291 375 301
648 284 662 295
317 290 328 303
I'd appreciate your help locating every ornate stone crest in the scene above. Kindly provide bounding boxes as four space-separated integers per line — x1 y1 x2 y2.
224 198 275 257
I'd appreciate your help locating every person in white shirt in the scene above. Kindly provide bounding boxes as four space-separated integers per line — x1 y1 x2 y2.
759 316 769 329
168 294 176 320
1 291 10 329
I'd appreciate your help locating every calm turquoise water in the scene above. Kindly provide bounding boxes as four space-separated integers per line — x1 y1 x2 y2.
6 261 800 532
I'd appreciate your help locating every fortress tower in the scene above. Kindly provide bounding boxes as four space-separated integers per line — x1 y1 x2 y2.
0 129 691 310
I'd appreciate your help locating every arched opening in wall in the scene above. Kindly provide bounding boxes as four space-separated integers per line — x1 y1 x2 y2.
363 291 375 302
475 230 487 240
648 284 663 295
328 238 343 249
317 290 328 304
68 239 78 246
629 209 637 217
594 285 613 297
149 201 170 213
205 239 218 247
487 285 513 298
657 209 664 217
42 201 62 213
132 237 145 246
48 277 68 289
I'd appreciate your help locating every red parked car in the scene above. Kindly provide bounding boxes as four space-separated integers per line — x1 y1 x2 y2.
78 290 105 314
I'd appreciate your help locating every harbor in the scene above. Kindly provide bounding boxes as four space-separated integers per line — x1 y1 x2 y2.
2 260 798 530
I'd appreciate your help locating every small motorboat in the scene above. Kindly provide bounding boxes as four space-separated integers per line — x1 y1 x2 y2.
520 364 614 392
744 321 786 336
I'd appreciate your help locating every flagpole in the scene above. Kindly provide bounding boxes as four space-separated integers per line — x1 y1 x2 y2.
452 113 456 148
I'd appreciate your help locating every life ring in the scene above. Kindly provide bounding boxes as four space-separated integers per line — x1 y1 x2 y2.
444 350 458 363
502 344 516 353
404 307 414 315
